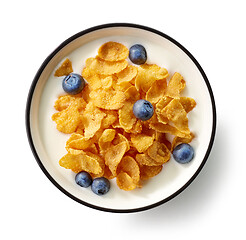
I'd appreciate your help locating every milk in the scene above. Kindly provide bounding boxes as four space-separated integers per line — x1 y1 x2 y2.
30 29 214 210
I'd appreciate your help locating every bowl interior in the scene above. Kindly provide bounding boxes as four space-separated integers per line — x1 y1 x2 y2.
28 25 215 212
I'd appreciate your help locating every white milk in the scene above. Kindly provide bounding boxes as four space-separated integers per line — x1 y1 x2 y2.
30 29 214 210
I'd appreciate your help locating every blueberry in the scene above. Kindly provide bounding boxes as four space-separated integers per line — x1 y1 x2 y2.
173 143 194 164
75 171 92 188
133 99 154 121
62 73 85 95
91 177 110 196
129 44 147 65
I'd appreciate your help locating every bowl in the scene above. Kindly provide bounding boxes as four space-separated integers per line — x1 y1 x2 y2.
26 23 216 213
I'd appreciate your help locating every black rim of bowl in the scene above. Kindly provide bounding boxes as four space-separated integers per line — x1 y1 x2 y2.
25 23 216 213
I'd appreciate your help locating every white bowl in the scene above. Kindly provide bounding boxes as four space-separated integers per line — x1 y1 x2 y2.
26 23 216 213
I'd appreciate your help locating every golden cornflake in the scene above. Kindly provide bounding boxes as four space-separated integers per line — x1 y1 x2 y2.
124 86 140 102
89 88 126 110
116 65 138 83
86 57 128 75
135 64 169 92
101 110 118 129
54 58 73 77
150 122 190 138
66 133 95 150
82 67 114 90
113 133 130 151
117 156 140 184
165 72 186 98
140 165 163 180
119 102 137 131
163 98 190 134
52 41 196 192
179 97 197 113
82 67 103 90
52 103 81 134
98 129 116 152
136 153 161 166
131 134 154 153
54 94 86 112
116 172 136 191
97 41 129 61
59 152 103 174
105 141 128 176
81 102 106 138
147 141 170 164
171 132 195 152
146 78 167 104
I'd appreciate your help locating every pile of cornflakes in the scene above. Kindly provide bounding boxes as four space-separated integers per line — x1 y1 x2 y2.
52 41 196 191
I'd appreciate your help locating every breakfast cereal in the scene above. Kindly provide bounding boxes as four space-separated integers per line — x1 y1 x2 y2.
52 41 196 191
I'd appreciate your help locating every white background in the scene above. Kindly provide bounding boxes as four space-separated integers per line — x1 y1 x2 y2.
1 0 245 239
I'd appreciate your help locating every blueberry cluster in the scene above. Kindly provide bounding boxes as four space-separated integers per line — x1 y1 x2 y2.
75 171 110 196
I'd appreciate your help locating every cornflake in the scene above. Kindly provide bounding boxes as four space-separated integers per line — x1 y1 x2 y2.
52 41 196 191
